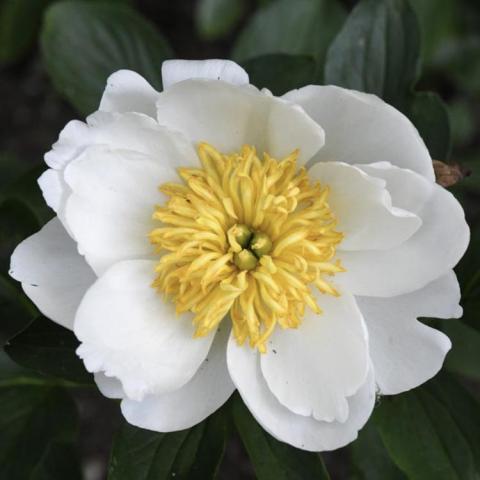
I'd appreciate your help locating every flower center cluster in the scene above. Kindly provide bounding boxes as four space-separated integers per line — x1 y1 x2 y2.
149 143 344 352
228 224 273 271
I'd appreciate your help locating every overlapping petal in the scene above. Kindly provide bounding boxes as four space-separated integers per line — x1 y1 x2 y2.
41 111 198 228
9 218 96 329
74 260 215 401
283 85 434 180
156 79 325 166
357 271 461 395
162 59 249 89
121 325 234 431
338 163 469 297
228 336 376 451
260 289 369 423
99 70 160 118
94 373 124 399
308 161 421 251
63 146 180 275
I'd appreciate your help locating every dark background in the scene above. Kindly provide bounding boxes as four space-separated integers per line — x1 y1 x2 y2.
1 0 479 479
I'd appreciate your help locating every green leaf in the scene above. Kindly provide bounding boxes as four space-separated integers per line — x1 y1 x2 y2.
5 316 93 384
30 441 82 480
41 0 173 115
0 272 36 347
351 420 406 480
406 92 451 160
0 166 47 345
0 197 40 346
0 164 53 226
411 0 460 63
442 320 480 381
108 408 229 480
0 152 28 190
457 227 480 298
373 375 479 480
0 349 77 388
0 198 40 255
0 0 53 65
232 394 330 480
425 373 480 473
0 349 42 385
232 0 345 79
449 98 477 148
242 54 317 96
0 385 78 478
196 0 244 40
324 0 420 109
441 36 480 96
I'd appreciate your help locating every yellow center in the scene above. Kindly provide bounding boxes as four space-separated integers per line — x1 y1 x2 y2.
149 143 344 352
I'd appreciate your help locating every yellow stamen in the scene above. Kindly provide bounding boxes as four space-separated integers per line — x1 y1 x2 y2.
150 143 344 352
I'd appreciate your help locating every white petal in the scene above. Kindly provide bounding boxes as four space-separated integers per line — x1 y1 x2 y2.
156 80 324 166
94 373 124 399
38 169 66 214
74 260 215 401
260 290 368 423
121 325 234 431
42 112 197 226
228 337 376 452
99 70 160 118
283 85 434 180
358 162 434 213
63 146 180 275
357 271 461 395
46 111 196 172
309 162 421 251
162 59 249 89
9 218 96 329
44 119 91 171
338 165 469 297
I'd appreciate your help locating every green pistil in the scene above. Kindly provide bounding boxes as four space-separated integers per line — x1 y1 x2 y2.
234 249 259 270
234 224 253 249
250 232 273 257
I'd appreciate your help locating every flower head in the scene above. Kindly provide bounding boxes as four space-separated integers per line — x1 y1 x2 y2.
10 59 469 451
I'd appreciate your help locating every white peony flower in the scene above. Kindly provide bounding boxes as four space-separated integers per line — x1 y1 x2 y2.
10 59 469 451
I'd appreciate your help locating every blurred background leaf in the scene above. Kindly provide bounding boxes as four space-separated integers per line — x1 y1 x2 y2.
350 419 406 480
443 319 480 381
232 394 331 480
0 271 36 347
41 0 173 115
411 0 460 63
31 441 83 480
5 316 93 385
0 0 53 66
108 406 230 480
0 384 80 478
324 0 419 108
241 54 317 95
196 0 245 41
406 92 451 160
373 374 480 480
233 0 346 80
